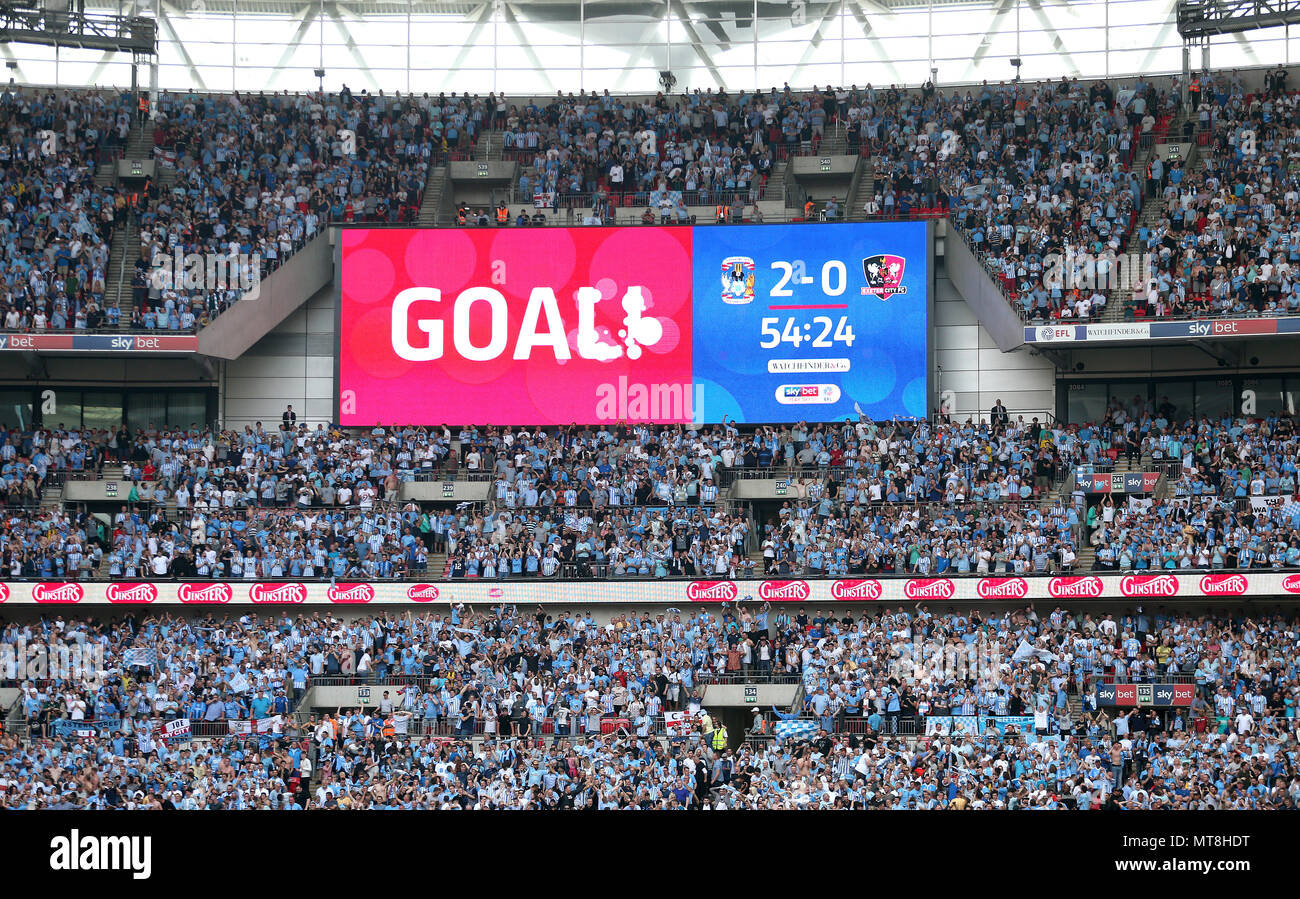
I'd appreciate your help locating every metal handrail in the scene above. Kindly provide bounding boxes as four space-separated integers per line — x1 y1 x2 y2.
694 672 802 685
0 327 204 336
1086 672 1200 685
717 464 1067 489
7 561 1294 584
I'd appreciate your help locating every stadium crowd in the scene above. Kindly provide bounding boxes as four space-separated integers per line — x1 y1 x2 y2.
6 69 1296 331
1 602 1296 808
2 399 1300 577
934 76 1161 322
0 88 131 332
1129 67 1300 320
501 87 801 213
128 88 439 330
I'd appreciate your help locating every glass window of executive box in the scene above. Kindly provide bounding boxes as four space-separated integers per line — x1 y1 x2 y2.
0 390 33 431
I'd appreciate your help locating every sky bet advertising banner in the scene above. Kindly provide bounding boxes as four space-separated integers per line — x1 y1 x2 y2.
337 223 930 425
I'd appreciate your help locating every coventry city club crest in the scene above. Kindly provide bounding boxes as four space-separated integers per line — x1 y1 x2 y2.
721 255 756 304
861 254 907 299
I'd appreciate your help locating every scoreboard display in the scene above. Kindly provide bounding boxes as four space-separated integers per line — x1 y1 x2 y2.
690 221 929 423
338 221 930 425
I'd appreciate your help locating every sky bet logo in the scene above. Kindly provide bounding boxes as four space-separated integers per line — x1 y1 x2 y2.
111 337 135 350
775 383 840 404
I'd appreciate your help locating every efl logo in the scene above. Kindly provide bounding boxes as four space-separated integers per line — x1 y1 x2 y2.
1283 575 1300 594
976 577 1029 600
327 583 375 603
831 579 884 601
106 583 158 604
50 830 151 880
903 578 955 600
33 582 84 604
178 583 234 604
1119 574 1180 598
758 580 811 601
1198 573 1249 596
1048 576 1105 599
1036 326 1073 342
248 583 308 603
406 584 441 602
686 580 739 602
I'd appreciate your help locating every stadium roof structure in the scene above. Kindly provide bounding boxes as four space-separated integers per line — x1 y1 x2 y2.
0 5 157 53
2 0 1292 95
1177 0 1300 37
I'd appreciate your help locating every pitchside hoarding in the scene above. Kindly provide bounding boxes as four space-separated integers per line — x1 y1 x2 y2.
337 222 931 425
0 571 1292 604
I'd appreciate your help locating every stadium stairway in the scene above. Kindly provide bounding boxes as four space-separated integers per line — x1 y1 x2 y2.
1067 693 1085 721
2 694 27 740
103 120 156 325
817 126 847 157
94 150 117 191
124 119 154 161
428 551 449 579
418 165 450 225
845 156 874 222
478 130 504 162
1100 109 1199 323
762 159 789 211
39 479 64 510
1062 453 1156 572
1074 544 1097 572
146 158 182 321
107 220 143 326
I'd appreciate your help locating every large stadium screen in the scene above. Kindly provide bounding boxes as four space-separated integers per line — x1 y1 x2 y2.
338 222 929 425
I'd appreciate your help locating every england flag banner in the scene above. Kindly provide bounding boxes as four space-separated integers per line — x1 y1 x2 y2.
664 711 700 736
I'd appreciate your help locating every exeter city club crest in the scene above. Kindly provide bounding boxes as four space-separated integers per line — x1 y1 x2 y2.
861 254 907 299
720 255 756 304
